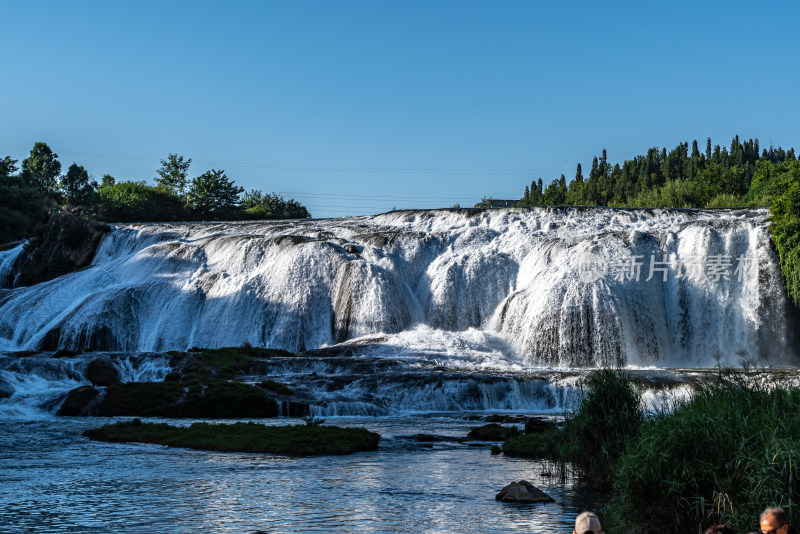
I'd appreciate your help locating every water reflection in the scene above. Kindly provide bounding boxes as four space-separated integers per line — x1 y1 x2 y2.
0 416 598 533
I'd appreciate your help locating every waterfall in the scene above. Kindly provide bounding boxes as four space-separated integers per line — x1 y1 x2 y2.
0 208 794 367
0 242 24 290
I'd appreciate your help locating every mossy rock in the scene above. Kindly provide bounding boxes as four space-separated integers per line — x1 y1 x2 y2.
58 386 99 416
179 380 278 418
94 380 279 418
259 379 293 395
172 346 296 382
98 382 185 417
84 419 381 456
86 358 120 386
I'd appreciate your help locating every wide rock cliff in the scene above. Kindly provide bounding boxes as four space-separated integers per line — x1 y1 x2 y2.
3 212 109 288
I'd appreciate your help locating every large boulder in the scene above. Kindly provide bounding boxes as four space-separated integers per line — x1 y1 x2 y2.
0 380 14 400
86 358 120 386
495 481 554 503
524 416 556 435
5 212 109 288
58 386 99 416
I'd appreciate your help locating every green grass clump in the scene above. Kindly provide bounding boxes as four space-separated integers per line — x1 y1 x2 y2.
605 379 800 533
176 346 296 381
84 419 380 456
503 369 642 484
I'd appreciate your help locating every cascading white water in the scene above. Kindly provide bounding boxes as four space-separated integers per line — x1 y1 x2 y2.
0 243 24 290
0 353 172 418
0 208 794 367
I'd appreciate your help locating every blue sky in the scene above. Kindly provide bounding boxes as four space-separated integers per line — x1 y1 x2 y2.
1 1 798 217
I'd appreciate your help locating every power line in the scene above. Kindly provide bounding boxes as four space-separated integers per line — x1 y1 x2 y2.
0 143 559 176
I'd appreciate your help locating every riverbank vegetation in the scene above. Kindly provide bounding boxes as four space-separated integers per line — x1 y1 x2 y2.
502 370 800 533
84 419 380 456
0 143 311 244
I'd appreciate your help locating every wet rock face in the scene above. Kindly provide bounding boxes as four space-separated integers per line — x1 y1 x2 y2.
495 481 554 503
86 359 120 386
5 212 110 287
57 386 99 416
0 380 14 399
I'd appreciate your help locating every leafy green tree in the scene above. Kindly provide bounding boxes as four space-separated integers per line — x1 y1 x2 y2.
0 156 49 244
155 153 192 196
101 174 116 187
474 196 494 208
95 181 186 222
21 142 61 195
241 190 311 219
186 169 244 217
62 163 96 205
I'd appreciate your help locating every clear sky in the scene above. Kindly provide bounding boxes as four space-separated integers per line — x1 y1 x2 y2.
1 1 798 217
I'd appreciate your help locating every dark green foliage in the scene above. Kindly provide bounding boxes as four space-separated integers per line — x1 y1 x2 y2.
4 143 311 230
186 169 244 218
61 163 96 205
21 142 61 195
759 162 800 305
518 136 794 209
177 346 290 381
241 190 311 219
94 181 187 222
83 419 381 456
0 157 49 245
154 153 191 197
502 369 642 484
605 379 800 533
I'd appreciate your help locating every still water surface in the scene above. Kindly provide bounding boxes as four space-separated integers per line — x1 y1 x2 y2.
0 415 599 533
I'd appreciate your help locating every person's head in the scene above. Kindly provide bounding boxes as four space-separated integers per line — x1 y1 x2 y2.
705 525 736 534
760 507 789 534
573 511 603 534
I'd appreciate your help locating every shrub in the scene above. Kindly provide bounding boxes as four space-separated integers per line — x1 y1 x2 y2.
503 369 643 484
605 378 800 533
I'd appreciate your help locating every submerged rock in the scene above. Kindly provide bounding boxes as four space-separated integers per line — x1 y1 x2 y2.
495 481 554 503
0 381 14 400
57 386 99 416
86 358 120 386
524 416 556 435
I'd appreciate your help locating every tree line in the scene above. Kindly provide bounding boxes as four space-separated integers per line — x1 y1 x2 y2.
513 135 800 305
517 136 796 208
0 142 311 244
